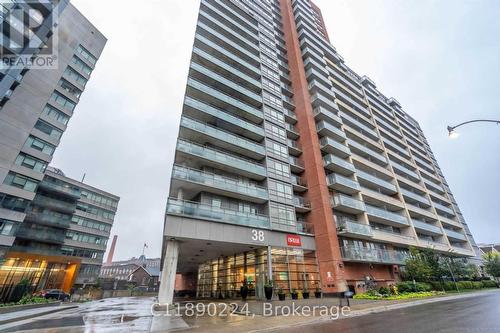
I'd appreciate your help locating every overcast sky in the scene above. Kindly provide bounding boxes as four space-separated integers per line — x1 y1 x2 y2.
53 0 500 261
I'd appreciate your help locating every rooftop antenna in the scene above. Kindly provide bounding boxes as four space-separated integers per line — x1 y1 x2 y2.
81 173 86 183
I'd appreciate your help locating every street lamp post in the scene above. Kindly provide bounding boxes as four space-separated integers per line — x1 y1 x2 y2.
447 119 500 138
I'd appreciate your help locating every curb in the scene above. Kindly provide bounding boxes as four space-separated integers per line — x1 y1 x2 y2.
249 289 500 333
0 305 78 326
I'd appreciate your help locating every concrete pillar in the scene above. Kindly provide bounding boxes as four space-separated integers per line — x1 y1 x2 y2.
177 188 184 200
158 240 179 305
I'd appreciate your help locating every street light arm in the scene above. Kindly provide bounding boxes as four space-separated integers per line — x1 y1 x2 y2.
447 119 500 132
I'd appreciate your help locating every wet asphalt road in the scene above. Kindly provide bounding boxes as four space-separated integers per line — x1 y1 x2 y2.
271 292 500 333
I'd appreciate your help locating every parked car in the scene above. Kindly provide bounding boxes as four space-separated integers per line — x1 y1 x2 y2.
40 289 70 301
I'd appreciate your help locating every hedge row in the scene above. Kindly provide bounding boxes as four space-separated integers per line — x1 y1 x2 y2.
397 280 497 292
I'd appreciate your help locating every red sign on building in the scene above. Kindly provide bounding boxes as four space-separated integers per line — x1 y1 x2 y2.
286 234 302 247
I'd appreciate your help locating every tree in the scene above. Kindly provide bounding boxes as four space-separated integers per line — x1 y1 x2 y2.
483 252 500 280
403 247 434 282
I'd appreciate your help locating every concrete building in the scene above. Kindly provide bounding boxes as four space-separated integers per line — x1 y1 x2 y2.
0 1 107 300
159 0 479 302
100 255 160 281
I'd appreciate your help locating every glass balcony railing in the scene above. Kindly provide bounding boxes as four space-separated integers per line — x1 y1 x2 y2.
172 165 268 201
24 211 71 228
176 139 267 178
365 204 409 226
433 202 455 215
326 173 360 192
319 137 350 157
391 162 419 180
32 196 77 214
401 188 430 206
289 156 304 169
340 246 408 265
313 106 342 125
180 116 265 156
337 219 373 237
190 62 262 106
38 181 81 198
355 170 396 193
311 93 339 112
15 227 66 244
166 197 270 228
323 154 355 174
293 196 311 209
316 120 346 141
412 219 442 235
183 97 264 138
347 139 387 164
444 228 467 241
187 78 263 121
340 112 378 139
331 194 365 212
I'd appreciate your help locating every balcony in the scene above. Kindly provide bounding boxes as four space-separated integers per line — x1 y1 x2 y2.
166 197 270 229
190 62 262 107
319 137 350 158
340 112 379 140
336 219 373 238
282 95 295 110
24 211 71 229
293 196 311 212
186 78 263 123
15 226 66 244
444 229 467 242
287 139 302 156
171 165 268 203
340 246 408 265
183 96 264 141
391 162 420 181
347 139 387 166
326 173 360 194
180 116 265 159
371 229 416 246
38 181 81 199
365 204 409 227
313 106 342 126
285 122 300 139
32 195 77 214
406 204 437 220
355 169 397 194
433 202 455 216
311 93 339 112
323 154 355 175
400 188 430 207
176 139 267 180
284 109 297 123
316 120 346 141
412 219 442 236
331 194 365 214
291 175 307 192
308 79 335 99
289 156 305 173
305 67 330 88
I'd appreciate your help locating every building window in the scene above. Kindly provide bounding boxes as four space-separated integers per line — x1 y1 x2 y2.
34 120 63 140
0 219 18 236
50 91 76 112
71 55 92 76
24 135 55 155
265 140 288 159
270 202 295 226
3 172 38 192
268 179 293 201
64 66 88 87
267 158 290 179
58 79 82 99
42 104 70 125
14 153 47 173
76 45 97 65
0 194 28 212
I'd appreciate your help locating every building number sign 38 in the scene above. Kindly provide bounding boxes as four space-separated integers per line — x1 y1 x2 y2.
251 229 265 242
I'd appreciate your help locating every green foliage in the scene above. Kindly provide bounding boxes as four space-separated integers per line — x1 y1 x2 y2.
378 286 390 295
483 252 500 278
481 280 498 288
353 291 438 300
397 281 432 293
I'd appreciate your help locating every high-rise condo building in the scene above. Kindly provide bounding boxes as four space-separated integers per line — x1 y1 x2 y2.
0 1 109 301
159 0 479 302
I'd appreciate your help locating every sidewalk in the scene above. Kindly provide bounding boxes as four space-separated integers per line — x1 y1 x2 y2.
0 303 78 325
151 289 500 333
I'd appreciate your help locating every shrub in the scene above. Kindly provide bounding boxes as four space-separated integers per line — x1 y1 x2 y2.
397 281 432 293
354 291 437 300
481 280 498 288
378 286 390 295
